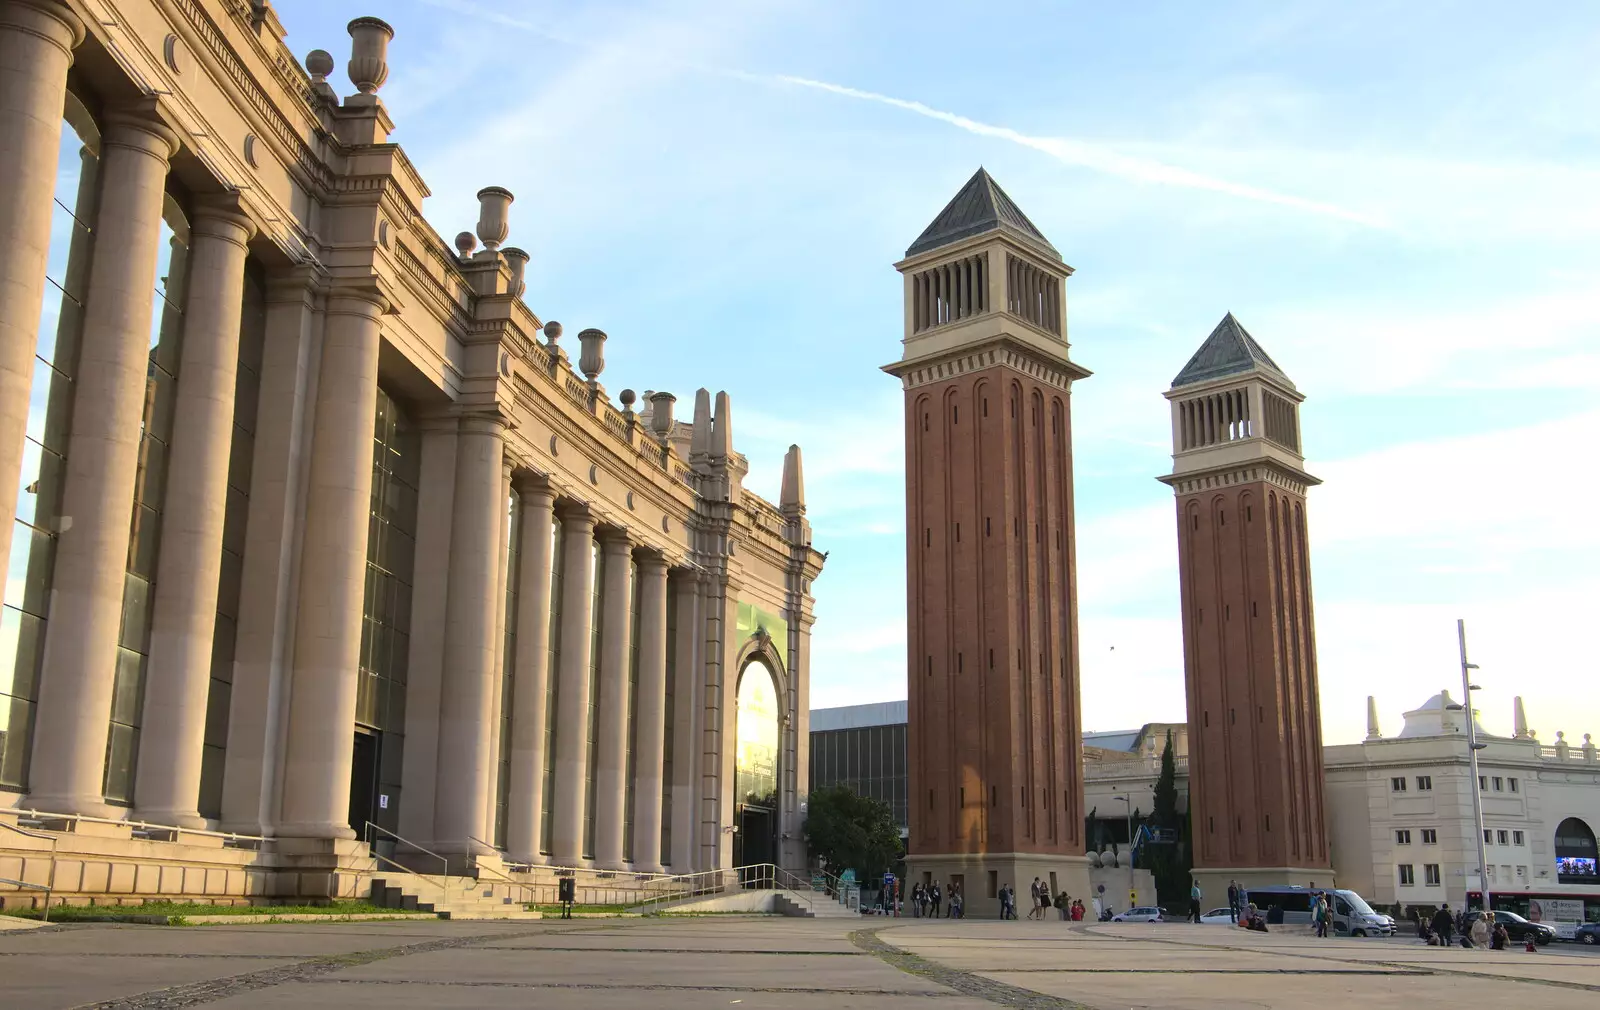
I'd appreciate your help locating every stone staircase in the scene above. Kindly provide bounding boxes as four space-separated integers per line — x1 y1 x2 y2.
370 874 542 920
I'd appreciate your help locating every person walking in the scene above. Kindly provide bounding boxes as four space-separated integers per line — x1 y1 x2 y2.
1187 880 1203 923
1000 883 1014 920
929 880 942 919
1312 893 1329 938
1027 879 1041 920
1227 879 1240 923
1430 905 1454 946
950 882 963 919
1037 881 1051 921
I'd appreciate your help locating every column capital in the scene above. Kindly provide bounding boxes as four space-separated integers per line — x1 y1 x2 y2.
103 102 181 160
634 548 669 574
264 263 328 306
453 410 506 438
325 284 391 316
513 471 553 501
599 527 635 556
193 196 258 245
555 500 594 529
3 1 87 54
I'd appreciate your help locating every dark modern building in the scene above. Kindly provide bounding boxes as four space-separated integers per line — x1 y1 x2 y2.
809 702 909 836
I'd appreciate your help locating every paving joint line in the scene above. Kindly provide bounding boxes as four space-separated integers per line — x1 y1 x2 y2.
62 920 638 1009
1077 925 1600 995
852 924 1095 1009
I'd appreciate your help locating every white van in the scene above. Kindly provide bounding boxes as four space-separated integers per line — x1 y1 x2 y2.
1242 885 1395 937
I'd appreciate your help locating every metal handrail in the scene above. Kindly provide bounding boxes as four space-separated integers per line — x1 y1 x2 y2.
363 821 449 878
465 836 540 908
0 820 57 922
14 808 270 848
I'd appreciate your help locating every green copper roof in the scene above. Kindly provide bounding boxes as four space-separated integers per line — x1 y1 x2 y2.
906 168 1060 261
1171 313 1292 389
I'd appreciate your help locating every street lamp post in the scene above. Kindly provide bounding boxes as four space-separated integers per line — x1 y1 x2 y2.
1453 618 1491 916
1114 794 1133 861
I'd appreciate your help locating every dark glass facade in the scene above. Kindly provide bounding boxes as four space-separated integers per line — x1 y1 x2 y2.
356 388 419 834
809 721 909 833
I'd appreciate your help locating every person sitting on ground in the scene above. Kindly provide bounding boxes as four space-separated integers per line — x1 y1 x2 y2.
1470 912 1491 949
1491 921 1509 950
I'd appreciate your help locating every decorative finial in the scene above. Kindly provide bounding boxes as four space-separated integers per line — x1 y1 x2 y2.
345 17 394 95
781 444 805 511
1365 696 1381 740
619 388 636 411
690 389 711 459
544 320 562 347
454 231 477 257
649 391 676 437
502 247 528 297
711 390 733 458
306 49 334 83
475 187 513 251
577 328 607 380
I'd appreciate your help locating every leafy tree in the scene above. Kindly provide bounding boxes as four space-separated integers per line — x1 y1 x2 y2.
803 785 902 881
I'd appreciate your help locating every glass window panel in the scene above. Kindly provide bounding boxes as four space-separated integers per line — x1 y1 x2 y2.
198 744 225 819
145 368 176 445
102 723 137 803
14 438 63 530
134 431 169 508
0 696 35 788
384 676 407 732
127 503 161 579
226 427 254 494
0 606 45 702
216 546 243 618
210 613 236 682
356 670 378 727
5 520 55 617
118 574 152 653
203 679 231 744
393 580 413 634
359 616 375 672
110 647 145 725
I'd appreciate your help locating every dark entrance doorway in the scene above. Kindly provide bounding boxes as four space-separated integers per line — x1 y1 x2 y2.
736 804 776 868
348 730 379 839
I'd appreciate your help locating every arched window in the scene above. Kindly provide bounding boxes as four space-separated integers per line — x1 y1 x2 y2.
733 658 780 868
1555 817 1597 882
0 92 102 791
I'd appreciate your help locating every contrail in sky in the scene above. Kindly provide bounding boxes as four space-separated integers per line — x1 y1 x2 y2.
775 76 1387 229
421 0 1384 228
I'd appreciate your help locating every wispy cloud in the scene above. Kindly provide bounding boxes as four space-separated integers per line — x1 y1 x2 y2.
774 76 1390 229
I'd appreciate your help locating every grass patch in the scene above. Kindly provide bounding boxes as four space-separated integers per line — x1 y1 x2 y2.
2 900 431 923
531 903 635 915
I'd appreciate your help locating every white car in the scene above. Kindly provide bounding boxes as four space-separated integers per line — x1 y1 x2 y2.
1199 907 1237 925
1111 906 1165 922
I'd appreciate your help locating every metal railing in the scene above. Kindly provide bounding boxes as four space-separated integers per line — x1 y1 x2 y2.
12 808 271 849
630 863 819 915
361 822 462 911
0 820 58 922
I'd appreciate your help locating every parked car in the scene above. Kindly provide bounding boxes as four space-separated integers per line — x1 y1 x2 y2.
1491 911 1554 945
1111 906 1166 923
1573 922 1599 945
1198 907 1236 925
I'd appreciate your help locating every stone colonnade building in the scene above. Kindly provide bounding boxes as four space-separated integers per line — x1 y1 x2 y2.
0 1 822 903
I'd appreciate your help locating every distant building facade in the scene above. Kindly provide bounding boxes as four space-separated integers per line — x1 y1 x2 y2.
1159 315 1332 894
885 169 1092 913
808 702 908 835
1325 693 1600 930
0 2 822 909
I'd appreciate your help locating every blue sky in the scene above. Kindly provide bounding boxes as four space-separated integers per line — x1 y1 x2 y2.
280 0 1599 745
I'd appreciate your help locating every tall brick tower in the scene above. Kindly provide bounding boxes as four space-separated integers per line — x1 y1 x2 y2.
884 170 1092 913
1159 314 1332 895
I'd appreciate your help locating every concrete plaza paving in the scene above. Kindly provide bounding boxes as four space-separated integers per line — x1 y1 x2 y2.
1 914 1596 1008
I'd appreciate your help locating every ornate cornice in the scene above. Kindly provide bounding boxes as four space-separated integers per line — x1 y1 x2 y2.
885 336 1088 393
1159 460 1316 497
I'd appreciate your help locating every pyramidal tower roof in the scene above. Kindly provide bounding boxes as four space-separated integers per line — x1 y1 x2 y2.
1171 313 1292 389
905 168 1060 261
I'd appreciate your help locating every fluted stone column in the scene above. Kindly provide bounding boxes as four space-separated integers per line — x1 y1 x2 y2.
593 532 634 869
218 267 323 835
277 290 386 839
28 107 179 817
550 506 595 865
433 414 506 856
0 0 85 584
630 553 670 872
669 571 699 871
505 476 554 864
482 455 513 843
134 203 256 828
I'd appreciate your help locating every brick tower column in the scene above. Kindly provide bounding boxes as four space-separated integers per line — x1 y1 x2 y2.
1158 313 1332 898
885 170 1092 918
